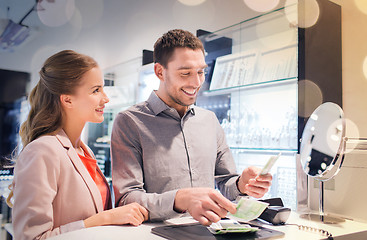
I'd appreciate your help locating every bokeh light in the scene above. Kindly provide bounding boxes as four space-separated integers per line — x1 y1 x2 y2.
363 56 367 80
284 0 297 26
255 11 296 50
30 45 58 86
243 0 279 12
298 79 323 118
178 0 206 6
67 7 83 41
75 0 104 29
172 0 215 27
354 0 367 15
285 0 320 28
326 118 345 155
37 0 75 27
344 118 361 153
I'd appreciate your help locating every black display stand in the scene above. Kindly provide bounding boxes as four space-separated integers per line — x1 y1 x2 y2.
151 223 284 240
298 0 342 150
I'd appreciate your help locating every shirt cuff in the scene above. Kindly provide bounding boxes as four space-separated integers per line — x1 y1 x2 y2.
148 189 182 221
235 176 248 196
223 176 247 201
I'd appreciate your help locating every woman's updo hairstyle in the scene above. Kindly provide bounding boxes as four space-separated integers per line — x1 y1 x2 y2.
19 50 98 148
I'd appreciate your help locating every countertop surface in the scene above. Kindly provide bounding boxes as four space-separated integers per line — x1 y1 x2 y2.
39 211 367 240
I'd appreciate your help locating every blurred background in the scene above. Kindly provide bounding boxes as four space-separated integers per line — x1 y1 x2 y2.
1 0 367 238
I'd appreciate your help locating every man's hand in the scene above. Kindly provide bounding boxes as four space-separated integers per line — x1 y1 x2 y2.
237 166 272 198
174 188 236 226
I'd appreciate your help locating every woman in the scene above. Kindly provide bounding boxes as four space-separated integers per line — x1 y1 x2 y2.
11 50 148 240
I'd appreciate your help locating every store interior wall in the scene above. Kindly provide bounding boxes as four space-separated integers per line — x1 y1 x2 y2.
0 0 365 137
309 0 367 223
1 0 367 220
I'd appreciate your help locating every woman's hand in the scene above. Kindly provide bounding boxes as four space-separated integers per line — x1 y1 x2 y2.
84 202 149 228
107 202 149 226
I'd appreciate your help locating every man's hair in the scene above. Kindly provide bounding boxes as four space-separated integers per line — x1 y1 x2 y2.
153 29 205 68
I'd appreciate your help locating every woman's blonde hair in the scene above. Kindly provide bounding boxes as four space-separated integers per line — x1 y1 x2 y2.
19 50 98 148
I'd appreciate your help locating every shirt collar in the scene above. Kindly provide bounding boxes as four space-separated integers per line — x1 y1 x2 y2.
147 91 195 116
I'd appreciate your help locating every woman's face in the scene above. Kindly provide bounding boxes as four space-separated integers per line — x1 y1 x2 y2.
69 66 109 124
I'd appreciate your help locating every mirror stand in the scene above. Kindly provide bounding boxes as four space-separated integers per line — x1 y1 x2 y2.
301 137 367 224
301 181 345 224
299 102 347 224
345 137 367 151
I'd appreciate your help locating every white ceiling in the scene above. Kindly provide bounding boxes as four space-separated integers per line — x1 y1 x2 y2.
0 0 287 84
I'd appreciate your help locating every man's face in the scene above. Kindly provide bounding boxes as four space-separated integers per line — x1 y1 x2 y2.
155 47 207 115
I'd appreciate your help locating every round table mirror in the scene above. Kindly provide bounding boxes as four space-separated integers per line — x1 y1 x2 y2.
299 102 346 223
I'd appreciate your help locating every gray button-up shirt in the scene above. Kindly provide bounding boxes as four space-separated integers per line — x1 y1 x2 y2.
111 91 241 220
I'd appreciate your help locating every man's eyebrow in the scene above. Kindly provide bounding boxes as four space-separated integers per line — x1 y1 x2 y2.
177 64 208 70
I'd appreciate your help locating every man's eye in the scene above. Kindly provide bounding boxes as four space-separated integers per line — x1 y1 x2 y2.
181 72 190 76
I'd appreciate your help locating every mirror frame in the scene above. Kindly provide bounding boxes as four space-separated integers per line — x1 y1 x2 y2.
300 102 346 181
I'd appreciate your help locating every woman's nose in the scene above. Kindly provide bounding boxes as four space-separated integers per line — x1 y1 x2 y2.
103 91 110 103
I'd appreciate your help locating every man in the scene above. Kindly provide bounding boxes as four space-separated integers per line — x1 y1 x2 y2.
111 29 272 226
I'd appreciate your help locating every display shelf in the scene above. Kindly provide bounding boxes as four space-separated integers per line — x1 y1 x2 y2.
202 77 297 96
229 147 298 154
93 143 111 148
208 44 297 91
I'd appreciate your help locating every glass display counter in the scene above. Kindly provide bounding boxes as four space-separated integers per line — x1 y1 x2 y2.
196 0 341 210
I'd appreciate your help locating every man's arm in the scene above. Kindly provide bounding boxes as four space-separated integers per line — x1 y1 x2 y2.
213 114 272 199
213 114 242 200
111 112 180 221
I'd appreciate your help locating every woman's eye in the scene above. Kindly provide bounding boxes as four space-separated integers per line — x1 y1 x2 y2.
93 88 100 93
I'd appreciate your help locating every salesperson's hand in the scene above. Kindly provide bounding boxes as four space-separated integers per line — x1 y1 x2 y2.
237 166 272 198
174 188 236 226
84 202 149 228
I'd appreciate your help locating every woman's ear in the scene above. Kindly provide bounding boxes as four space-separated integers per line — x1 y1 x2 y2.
154 63 164 82
60 94 73 109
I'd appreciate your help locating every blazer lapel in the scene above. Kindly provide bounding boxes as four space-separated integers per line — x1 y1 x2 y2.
55 130 104 213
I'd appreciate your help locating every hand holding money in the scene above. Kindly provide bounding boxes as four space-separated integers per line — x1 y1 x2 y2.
228 197 269 222
237 166 273 198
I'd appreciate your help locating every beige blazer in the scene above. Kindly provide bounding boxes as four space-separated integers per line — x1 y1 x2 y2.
12 129 111 240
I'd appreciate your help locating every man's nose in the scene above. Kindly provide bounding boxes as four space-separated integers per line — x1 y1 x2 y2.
191 73 204 87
